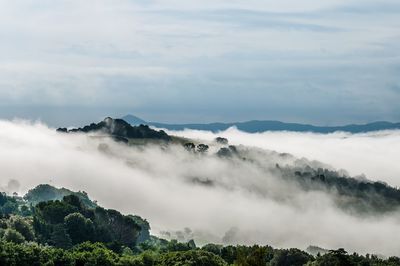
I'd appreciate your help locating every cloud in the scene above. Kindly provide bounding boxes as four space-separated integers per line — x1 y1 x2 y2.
1 119 400 256
0 0 399 124
168 127 400 187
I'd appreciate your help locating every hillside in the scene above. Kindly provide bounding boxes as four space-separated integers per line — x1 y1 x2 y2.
57 119 400 216
57 117 171 143
0 184 399 265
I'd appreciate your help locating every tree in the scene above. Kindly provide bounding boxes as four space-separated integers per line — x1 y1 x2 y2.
71 242 119 266
63 195 84 211
215 137 228 145
158 250 228 266
202 243 223 256
130 215 151 244
269 248 313 266
166 239 193 252
50 224 72 249
36 200 78 224
10 216 34 241
64 212 94 244
197 144 209 153
93 207 141 247
220 246 237 265
1 201 18 215
0 192 7 206
184 143 196 152
2 229 25 244
314 249 353 266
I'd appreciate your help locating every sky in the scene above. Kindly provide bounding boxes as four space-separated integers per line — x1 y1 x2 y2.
0 0 399 126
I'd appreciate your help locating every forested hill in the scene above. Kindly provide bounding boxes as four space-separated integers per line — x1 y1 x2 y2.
1 184 399 265
55 117 400 216
57 117 171 142
122 114 400 133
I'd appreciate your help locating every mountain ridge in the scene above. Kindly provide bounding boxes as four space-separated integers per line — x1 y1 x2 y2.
122 114 400 133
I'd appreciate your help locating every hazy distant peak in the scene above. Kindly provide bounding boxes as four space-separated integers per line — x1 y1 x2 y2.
121 115 400 133
122 115 147 125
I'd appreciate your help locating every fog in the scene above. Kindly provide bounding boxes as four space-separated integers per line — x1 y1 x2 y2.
0 120 400 256
167 127 400 187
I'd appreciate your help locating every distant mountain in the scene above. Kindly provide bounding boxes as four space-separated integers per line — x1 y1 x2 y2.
122 114 147 125
57 117 171 142
122 115 400 133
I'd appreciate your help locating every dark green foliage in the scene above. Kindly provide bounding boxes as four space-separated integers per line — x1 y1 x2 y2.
2 229 25 244
234 245 274 266
1 184 400 266
10 216 34 241
184 142 210 153
184 142 196 151
50 224 72 249
33 196 141 249
64 213 94 244
0 193 27 216
129 215 151 244
281 164 400 214
36 200 78 224
0 235 399 266
24 184 96 209
60 117 171 141
202 243 223 256
313 248 353 266
197 144 209 153
269 248 313 266
217 145 238 157
71 242 119 266
220 245 238 264
215 137 229 145
0 193 7 206
166 239 194 252
157 250 228 266
137 236 170 253
0 241 74 266
92 207 141 248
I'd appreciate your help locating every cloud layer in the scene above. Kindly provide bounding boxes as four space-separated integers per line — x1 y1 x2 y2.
0 120 400 256
168 127 400 187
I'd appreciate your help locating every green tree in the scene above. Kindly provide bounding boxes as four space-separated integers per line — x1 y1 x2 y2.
36 200 78 224
71 242 119 266
50 224 72 249
269 248 313 266
10 216 35 241
202 243 223 256
157 250 228 266
64 212 94 244
0 192 7 206
2 228 25 244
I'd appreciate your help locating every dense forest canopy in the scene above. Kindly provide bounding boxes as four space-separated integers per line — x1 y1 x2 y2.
0 184 399 266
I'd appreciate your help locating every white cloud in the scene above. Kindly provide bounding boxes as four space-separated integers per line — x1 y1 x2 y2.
1 120 400 256
168 128 400 187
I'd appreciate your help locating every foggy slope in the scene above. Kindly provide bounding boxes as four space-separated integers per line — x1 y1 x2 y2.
1 119 400 256
167 127 400 187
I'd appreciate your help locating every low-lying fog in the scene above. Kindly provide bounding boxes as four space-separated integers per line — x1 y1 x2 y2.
167 127 400 187
1 120 399 256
